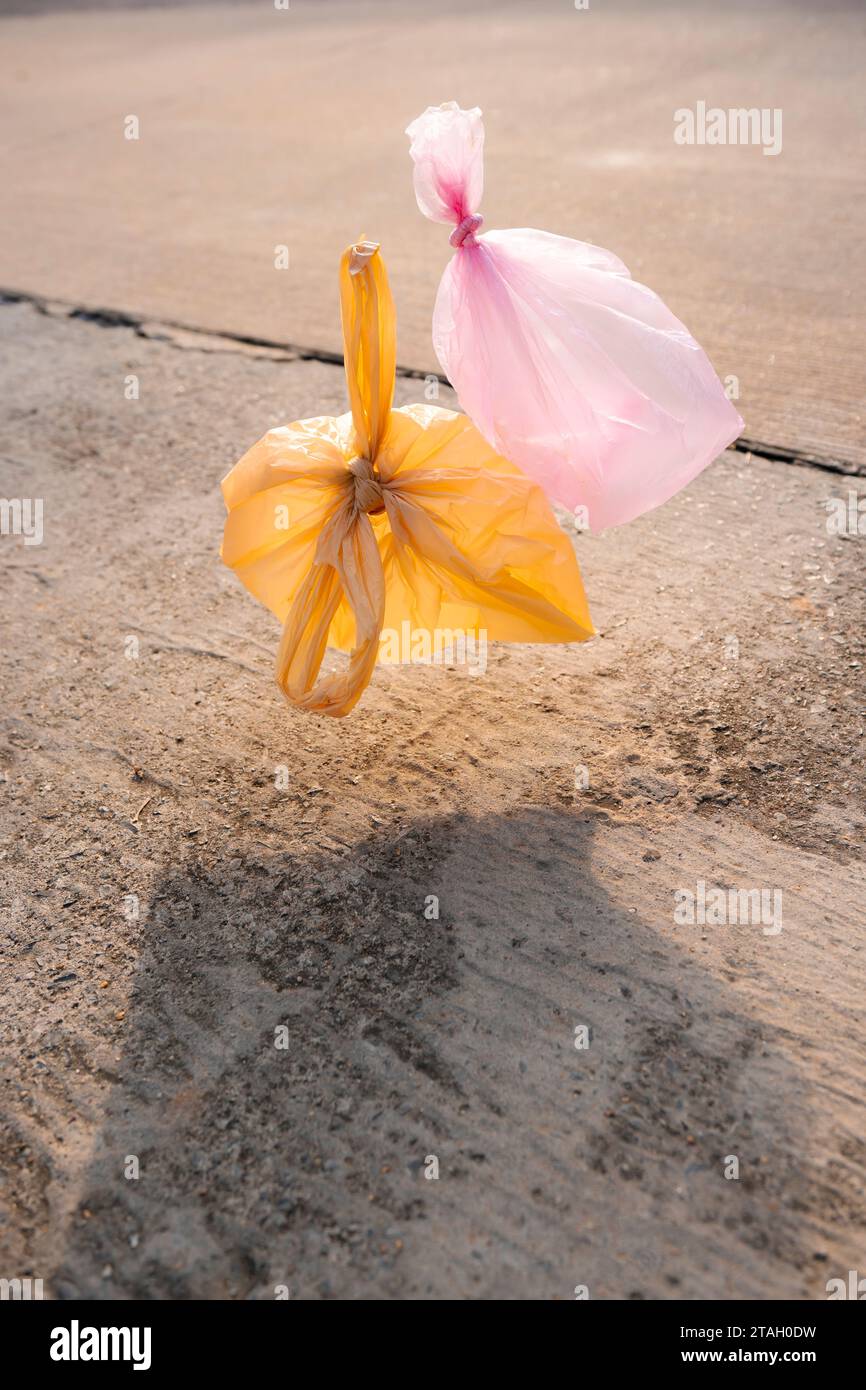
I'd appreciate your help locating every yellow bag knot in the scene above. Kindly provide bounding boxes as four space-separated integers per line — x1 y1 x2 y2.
347 455 385 515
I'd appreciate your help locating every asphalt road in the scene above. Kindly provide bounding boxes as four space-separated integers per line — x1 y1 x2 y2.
1 0 864 468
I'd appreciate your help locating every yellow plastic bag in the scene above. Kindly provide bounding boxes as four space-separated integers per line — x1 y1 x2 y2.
220 241 594 717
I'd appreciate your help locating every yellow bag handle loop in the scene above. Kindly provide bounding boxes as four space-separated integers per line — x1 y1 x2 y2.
275 503 387 718
339 241 396 465
272 241 396 715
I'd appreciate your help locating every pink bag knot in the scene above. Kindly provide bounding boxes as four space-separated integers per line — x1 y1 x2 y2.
449 213 484 248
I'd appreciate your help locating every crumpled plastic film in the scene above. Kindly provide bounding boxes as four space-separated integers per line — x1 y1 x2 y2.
406 102 744 532
220 241 594 717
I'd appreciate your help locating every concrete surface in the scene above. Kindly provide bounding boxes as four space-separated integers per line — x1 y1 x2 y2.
1 299 864 1299
1 0 865 470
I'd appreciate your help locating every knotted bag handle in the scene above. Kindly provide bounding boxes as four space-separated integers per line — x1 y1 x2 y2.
275 242 393 716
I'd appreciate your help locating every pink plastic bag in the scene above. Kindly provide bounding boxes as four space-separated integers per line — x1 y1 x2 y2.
406 102 743 532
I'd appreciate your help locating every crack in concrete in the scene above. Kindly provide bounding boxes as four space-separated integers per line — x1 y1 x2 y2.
3 286 862 478
731 436 862 478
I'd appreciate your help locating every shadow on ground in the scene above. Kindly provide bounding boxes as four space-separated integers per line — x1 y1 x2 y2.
52 806 821 1300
